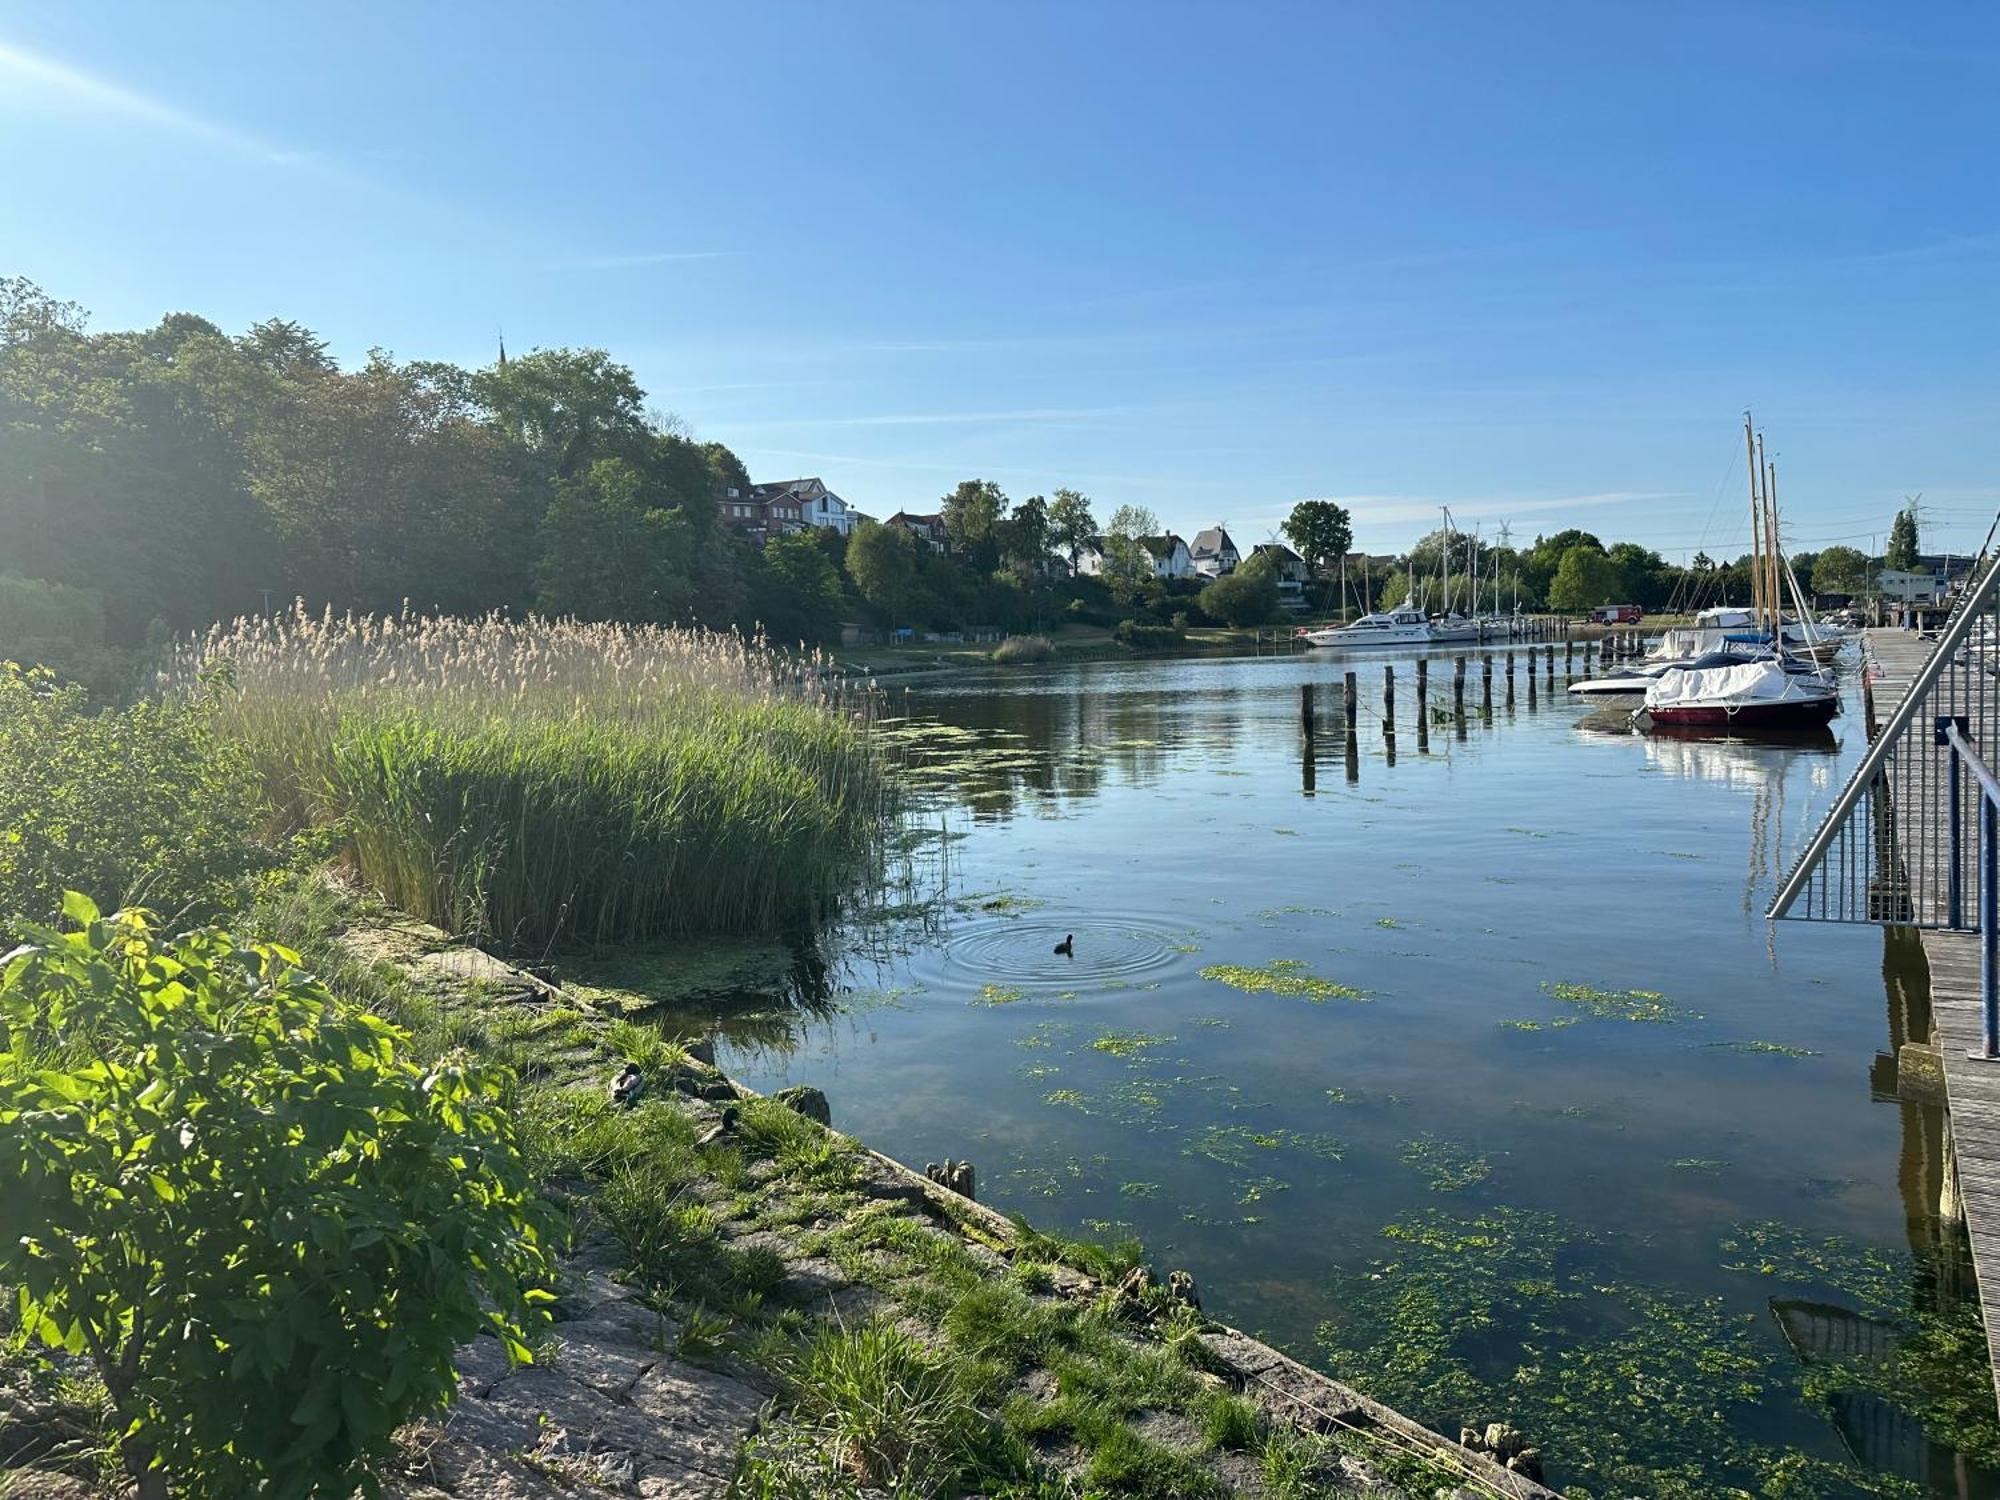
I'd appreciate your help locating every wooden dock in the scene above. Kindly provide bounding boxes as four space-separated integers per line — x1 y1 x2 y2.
1863 627 2000 1400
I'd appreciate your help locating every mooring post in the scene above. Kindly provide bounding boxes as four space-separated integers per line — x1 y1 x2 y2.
1481 654 1493 713
1416 656 1429 705
1544 642 1555 683
1505 651 1516 708
1343 671 1358 738
1301 682 1315 732
1527 664 1537 707
1383 664 1395 734
1452 657 1466 718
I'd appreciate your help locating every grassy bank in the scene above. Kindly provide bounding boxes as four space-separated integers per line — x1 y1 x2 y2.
165 610 892 950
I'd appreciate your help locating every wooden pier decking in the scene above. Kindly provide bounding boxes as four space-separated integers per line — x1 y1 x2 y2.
1862 627 2000 1401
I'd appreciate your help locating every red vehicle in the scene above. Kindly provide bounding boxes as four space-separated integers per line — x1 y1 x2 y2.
1591 604 1644 624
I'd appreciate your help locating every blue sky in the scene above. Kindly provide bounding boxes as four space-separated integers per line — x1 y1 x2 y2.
3 2 1997 560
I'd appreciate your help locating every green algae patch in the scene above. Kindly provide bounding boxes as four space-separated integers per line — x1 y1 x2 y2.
1706 1039 1820 1058
1199 960 1367 1003
1399 1135 1493 1192
1543 979 1682 1023
976 983 1028 1006
1498 1016 1580 1032
1090 1028 1174 1059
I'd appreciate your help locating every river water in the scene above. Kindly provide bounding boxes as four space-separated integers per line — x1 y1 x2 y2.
713 647 1996 1496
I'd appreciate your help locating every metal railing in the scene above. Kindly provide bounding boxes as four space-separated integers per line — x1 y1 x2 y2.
1769 541 2000 1055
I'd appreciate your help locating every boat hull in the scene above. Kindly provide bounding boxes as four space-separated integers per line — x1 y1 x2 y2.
1636 696 1839 730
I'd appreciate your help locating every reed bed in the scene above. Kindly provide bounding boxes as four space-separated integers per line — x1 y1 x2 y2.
164 608 891 950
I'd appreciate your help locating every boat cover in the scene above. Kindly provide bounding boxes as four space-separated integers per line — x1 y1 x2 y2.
1644 660 1806 709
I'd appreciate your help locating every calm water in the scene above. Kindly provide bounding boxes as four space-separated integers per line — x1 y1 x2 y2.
710 648 1991 1495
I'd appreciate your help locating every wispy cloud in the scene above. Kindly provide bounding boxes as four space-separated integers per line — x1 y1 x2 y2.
570 250 744 270
0 38 306 167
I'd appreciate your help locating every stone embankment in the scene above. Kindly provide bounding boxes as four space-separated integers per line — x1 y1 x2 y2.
362 920 1560 1500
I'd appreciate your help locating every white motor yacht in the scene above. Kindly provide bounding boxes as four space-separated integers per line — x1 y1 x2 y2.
1303 607 1434 648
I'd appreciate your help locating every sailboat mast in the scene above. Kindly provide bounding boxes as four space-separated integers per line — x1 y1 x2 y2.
1760 435 1780 637
1744 412 1765 630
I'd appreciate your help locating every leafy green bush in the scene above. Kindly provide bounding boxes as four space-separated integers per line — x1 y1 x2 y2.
1197 560 1280 627
1113 620 1184 651
0 898 557 1499
0 663 266 925
991 634 1053 664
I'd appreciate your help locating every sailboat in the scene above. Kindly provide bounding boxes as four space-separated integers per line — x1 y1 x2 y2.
1632 416 1839 732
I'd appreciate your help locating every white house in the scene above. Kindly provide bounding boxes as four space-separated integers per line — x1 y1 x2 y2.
1140 533 1194 579
752 477 858 536
1189 526 1240 578
1074 533 1191 579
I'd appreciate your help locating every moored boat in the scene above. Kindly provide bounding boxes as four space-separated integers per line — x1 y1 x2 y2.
1633 659 1839 730
1302 607 1433 648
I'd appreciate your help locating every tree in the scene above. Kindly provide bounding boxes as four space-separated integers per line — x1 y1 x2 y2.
1003 492 1051 567
1812 544 1872 597
0 900 554 1498
1281 500 1353 573
1885 502 1921 572
751 529 846 644
473 346 650 479
1101 504 1160 607
1606 542 1666 607
535 458 694 622
1547 546 1619 612
939 479 1009 570
846 518 922 620
1048 488 1097 573
1199 552 1280 626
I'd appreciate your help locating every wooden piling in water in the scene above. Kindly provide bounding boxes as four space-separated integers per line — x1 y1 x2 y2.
1453 657 1466 718
1343 671 1357 738
1382 664 1395 734
1301 682 1314 729
1481 654 1493 712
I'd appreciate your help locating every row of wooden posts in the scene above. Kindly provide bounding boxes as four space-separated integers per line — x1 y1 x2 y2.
1301 632 1649 741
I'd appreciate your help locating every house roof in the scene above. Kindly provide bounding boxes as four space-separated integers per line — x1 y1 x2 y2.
1139 533 1187 559
1253 542 1303 562
1189 526 1237 557
886 510 944 528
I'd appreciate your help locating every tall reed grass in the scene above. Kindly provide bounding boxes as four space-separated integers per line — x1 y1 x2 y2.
164 608 890 950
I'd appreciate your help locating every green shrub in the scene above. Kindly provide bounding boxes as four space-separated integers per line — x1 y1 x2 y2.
0 663 266 926
0 899 556 1499
991 634 1054 664
1113 620 1184 651
169 611 894 949
1198 562 1280 627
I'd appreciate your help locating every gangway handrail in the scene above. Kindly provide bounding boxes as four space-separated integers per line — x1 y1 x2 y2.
1767 545 2000 918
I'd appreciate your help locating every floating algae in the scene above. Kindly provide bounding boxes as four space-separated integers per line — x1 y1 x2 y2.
1542 979 1684 1023
1705 1039 1821 1058
1200 960 1368 1003
1090 1028 1174 1059
1498 1016 1581 1032
1399 1135 1493 1192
